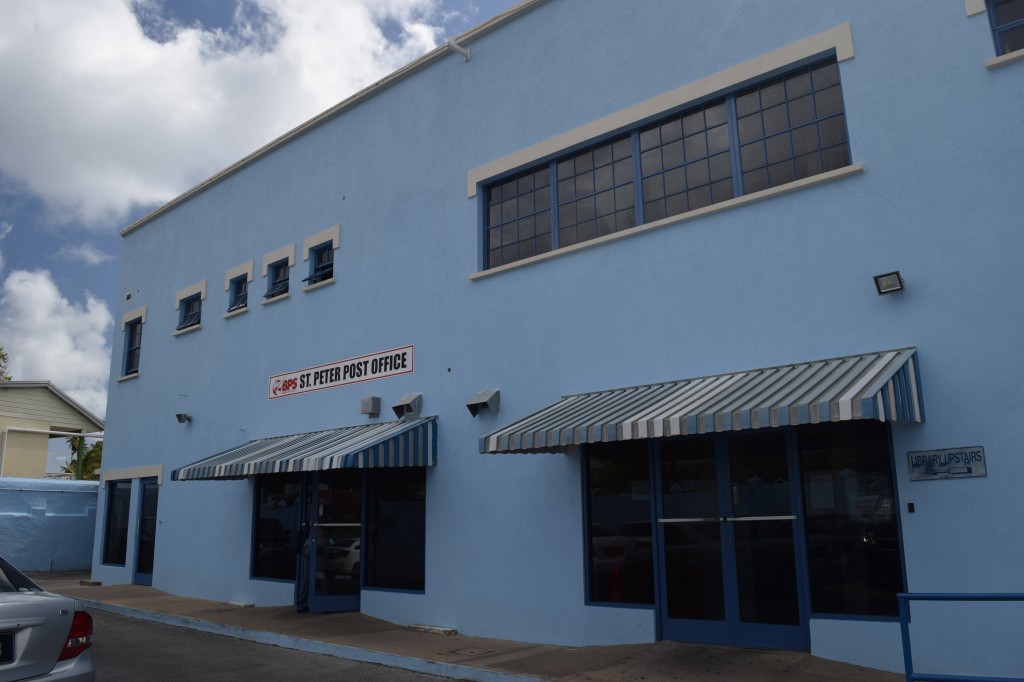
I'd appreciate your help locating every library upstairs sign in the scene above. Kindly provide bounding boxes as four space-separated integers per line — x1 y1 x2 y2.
269 345 413 399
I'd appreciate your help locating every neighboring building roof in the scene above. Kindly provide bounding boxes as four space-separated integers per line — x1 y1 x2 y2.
120 0 548 239
0 382 105 432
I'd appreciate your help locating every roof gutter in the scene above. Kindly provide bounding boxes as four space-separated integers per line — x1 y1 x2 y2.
120 0 549 237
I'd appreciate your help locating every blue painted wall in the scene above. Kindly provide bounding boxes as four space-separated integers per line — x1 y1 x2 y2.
1 478 97 571
94 0 1024 674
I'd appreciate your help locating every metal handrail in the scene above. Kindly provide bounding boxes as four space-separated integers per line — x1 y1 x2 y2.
898 592 1024 682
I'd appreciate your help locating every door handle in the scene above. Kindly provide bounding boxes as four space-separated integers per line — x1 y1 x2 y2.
658 517 720 523
724 515 796 522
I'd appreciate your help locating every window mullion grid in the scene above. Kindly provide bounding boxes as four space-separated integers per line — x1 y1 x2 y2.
630 129 645 227
725 94 744 199
548 160 559 250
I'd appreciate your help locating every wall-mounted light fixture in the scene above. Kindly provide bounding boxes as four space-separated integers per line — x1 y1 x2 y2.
447 40 471 62
175 413 192 424
360 396 381 418
392 393 423 419
874 271 905 295
466 389 500 417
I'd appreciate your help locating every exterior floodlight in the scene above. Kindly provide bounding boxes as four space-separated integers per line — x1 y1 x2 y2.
392 393 423 419
466 389 500 417
874 271 904 295
360 396 381 418
447 40 471 61
175 413 192 424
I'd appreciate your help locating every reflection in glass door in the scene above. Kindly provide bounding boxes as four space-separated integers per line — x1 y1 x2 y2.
657 432 807 649
133 477 159 586
309 470 361 612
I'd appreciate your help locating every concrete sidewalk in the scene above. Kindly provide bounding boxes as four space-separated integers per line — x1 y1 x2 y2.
31 573 902 682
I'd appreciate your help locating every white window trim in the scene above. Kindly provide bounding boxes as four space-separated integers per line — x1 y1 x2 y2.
223 261 254 318
173 280 207 335
120 306 146 379
302 225 341 259
174 280 208 309
302 225 340 292
967 0 1024 68
172 324 202 336
261 244 296 275
101 465 164 487
302 278 335 293
261 292 291 306
987 48 1024 68
469 164 865 281
466 23 855 197
224 261 254 290
120 305 147 331
964 0 986 16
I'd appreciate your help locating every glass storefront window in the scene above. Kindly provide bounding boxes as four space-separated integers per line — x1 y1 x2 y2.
102 480 132 565
798 420 903 616
315 470 362 596
253 474 301 580
585 441 654 605
365 468 426 591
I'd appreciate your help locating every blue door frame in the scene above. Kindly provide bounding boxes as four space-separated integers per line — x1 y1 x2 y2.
307 470 363 613
653 429 811 650
132 477 159 586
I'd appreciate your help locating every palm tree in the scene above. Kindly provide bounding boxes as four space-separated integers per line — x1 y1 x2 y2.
61 437 102 480
0 345 11 381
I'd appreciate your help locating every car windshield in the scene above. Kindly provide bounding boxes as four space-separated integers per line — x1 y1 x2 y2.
0 556 42 593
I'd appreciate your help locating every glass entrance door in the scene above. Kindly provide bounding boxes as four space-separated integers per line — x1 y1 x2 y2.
656 432 808 649
133 477 159 586
308 470 361 612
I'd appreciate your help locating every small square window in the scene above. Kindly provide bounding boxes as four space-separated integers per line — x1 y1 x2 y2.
303 242 334 285
265 260 290 299
228 276 248 312
124 319 143 375
177 295 202 330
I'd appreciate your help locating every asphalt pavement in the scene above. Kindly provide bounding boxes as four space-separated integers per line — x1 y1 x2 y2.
32 572 903 682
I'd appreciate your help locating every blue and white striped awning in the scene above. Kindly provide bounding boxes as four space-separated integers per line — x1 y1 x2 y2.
482 348 923 453
173 417 437 481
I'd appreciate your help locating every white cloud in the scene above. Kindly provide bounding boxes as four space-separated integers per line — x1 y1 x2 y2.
0 222 10 275
56 242 116 266
0 269 112 418
0 0 452 229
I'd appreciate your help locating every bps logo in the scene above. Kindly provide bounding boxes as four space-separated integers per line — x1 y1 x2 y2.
271 377 298 396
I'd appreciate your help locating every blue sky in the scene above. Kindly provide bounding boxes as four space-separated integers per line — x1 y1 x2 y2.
0 0 516 469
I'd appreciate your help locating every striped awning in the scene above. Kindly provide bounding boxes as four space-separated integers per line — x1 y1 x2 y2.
482 348 923 453
173 416 437 481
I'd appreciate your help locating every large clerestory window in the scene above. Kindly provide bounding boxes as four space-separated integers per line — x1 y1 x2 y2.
484 58 850 269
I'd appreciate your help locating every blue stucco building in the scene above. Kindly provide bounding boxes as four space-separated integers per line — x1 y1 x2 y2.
93 0 1024 675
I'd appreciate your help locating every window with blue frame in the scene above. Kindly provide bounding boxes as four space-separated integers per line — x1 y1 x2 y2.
303 242 334 286
176 294 202 330
228 275 248 312
484 58 850 269
265 259 289 299
584 441 655 606
102 480 131 565
253 474 301 580
988 0 1024 55
124 318 142 375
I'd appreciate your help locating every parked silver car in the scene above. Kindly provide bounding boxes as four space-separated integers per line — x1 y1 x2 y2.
0 555 94 681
